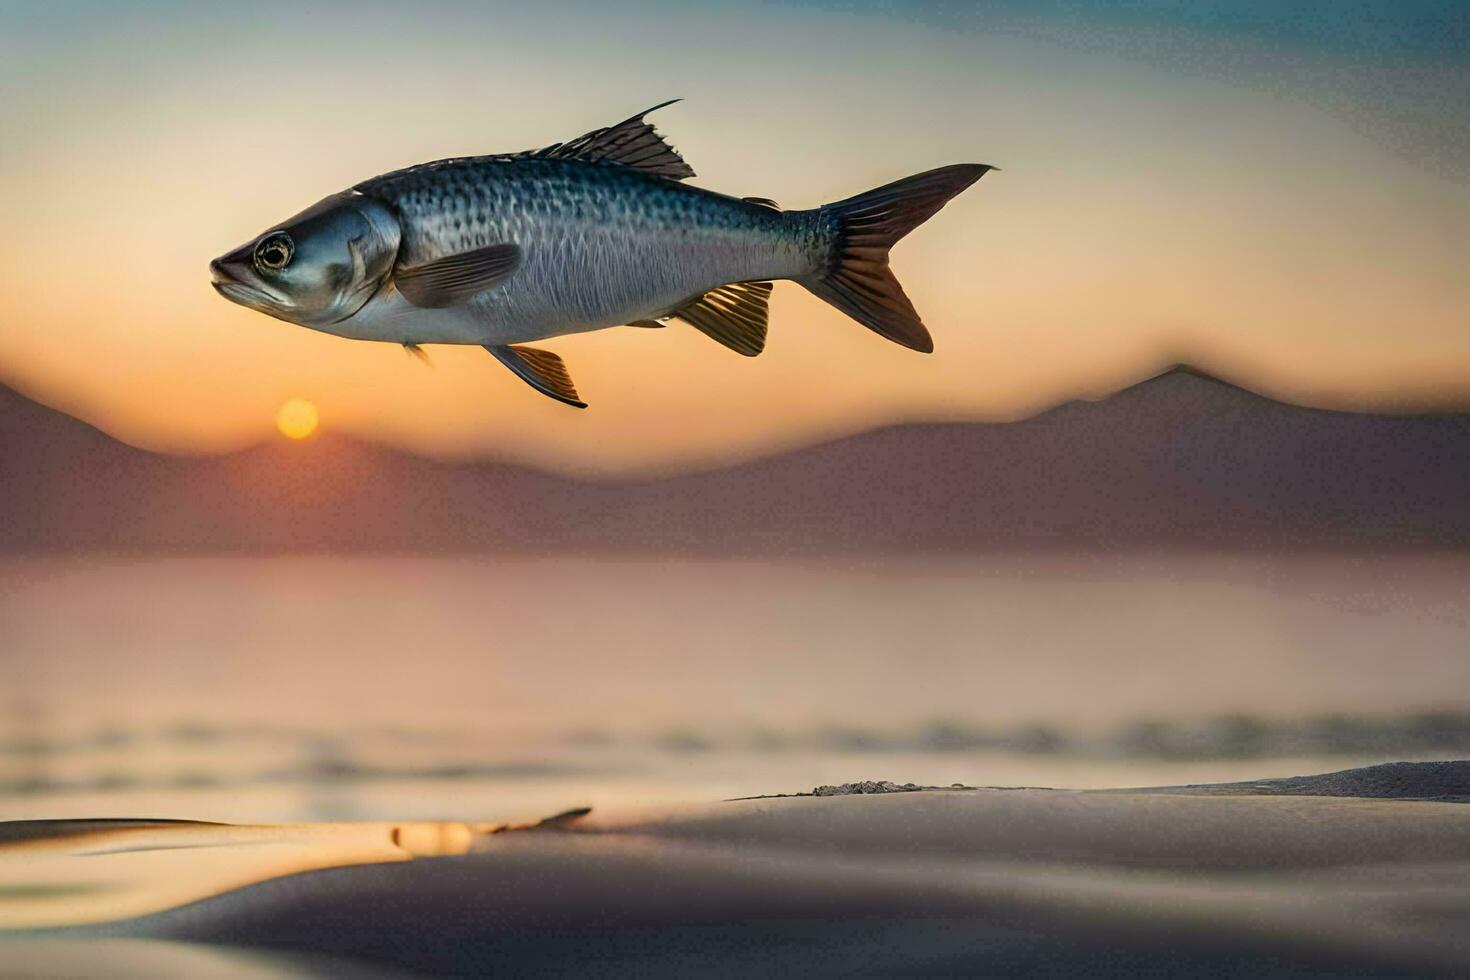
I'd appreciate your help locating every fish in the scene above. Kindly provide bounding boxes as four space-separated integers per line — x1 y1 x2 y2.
210 101 993 408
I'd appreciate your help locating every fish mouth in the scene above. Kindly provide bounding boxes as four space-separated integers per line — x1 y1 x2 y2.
209 257 286 311
212 280 254 304
209 256 240 286
210 270 259 306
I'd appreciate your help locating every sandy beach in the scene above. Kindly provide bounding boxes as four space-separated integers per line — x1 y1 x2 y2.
3 762 1468 977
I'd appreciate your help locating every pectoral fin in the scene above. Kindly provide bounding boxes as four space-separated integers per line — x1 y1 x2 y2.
485 344 586 408
396 243 522 309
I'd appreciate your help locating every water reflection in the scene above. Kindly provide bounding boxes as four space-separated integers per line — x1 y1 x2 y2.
0 937 414 979
0 809 587 931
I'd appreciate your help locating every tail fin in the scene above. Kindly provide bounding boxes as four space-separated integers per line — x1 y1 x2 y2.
801 164 992 353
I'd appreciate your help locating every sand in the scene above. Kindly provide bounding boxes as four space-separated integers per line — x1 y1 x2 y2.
2 762 1468 977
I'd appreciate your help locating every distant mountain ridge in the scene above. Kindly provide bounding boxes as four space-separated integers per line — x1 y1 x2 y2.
2 368 1467 554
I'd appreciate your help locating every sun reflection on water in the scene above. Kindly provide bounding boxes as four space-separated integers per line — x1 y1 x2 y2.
0 808 588 931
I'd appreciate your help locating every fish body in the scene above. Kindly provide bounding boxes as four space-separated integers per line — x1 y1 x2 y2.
343 158 827 346
211 102 992 407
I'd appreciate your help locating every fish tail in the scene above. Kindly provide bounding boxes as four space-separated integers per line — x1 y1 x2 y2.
798 164 993 353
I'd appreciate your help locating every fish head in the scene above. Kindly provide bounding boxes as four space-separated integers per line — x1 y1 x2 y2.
210 191 401 329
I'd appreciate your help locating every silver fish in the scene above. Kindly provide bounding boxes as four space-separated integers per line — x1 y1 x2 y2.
210 101 992 407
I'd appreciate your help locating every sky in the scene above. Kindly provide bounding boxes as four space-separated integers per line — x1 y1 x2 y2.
1 0 1466 474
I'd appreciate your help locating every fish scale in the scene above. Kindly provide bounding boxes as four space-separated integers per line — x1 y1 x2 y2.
357 158 819 344
210 101 991 406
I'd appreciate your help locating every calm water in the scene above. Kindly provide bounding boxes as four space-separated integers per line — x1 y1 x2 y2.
2 554 1467 821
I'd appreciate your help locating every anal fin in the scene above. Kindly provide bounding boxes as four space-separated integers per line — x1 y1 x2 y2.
672 281 772 357
485 344 586 408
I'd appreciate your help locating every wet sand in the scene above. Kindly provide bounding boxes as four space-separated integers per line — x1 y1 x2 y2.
3 763 1468 977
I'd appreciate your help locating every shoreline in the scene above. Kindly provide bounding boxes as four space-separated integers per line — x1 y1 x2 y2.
3 762 1468 976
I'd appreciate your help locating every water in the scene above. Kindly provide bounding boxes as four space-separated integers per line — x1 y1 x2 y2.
2 554 1467 821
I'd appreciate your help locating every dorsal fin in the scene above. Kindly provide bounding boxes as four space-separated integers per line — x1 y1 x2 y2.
527 100 694 180
743 196 780 210
672 281 772 357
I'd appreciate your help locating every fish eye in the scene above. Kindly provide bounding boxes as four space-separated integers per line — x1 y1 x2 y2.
254 233 294 272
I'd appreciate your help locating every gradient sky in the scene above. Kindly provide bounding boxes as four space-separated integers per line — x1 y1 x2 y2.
1 0 1466 474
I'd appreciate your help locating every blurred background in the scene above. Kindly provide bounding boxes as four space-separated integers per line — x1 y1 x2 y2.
1 0 1467 823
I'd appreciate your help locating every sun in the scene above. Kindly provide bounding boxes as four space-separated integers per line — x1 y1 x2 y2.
275 399 319 440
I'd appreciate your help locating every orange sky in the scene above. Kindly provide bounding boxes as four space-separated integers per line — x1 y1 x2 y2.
1 3 1466 475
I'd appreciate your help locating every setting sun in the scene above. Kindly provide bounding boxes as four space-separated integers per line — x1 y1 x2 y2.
275 399 319 440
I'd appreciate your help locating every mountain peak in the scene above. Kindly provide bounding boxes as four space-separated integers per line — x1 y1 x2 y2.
1 371 1466 554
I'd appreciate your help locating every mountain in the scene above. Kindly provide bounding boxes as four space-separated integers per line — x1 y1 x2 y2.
2 369 1467 554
